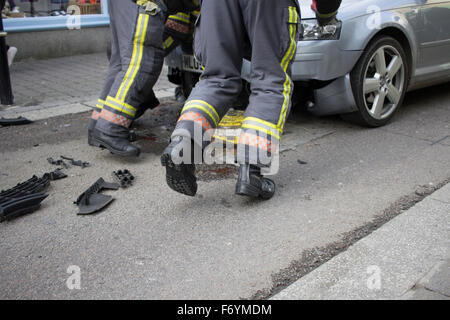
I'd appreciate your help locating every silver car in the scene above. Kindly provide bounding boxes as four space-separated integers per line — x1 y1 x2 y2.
166 0 450 127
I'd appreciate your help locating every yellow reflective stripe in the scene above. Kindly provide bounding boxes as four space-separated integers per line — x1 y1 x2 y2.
169 13 190 24
184 100 220 123
316 10 338 19
278 7 298 129
108 96 137 112
96 99 105 110
163 36 174 50
104 101 135 117
177 12 190 18
182 105 218 126
243 117 281 132
121 14 149 102
116 14 144 101
241 124 281 141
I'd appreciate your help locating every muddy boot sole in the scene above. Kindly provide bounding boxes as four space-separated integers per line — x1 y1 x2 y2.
161 153 197 197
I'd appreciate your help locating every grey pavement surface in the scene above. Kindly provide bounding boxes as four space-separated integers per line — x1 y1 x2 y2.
0 70 449 299
272 183 450 300
0 53 177 113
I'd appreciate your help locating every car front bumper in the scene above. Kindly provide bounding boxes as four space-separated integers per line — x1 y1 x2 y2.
241 40 362 82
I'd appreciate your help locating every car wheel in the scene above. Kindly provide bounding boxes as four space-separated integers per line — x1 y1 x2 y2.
343 36 409 127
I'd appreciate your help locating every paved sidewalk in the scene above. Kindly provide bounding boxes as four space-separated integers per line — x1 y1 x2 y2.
0 53 177 119
272 183 450 300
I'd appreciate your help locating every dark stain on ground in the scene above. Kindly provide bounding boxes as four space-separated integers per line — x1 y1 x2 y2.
137 134 157 142
0 98 182 153
247 177 450 300
196 164 237 182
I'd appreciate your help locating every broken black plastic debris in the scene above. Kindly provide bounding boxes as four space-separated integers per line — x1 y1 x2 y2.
43 169 67 181
0 175 50 198
61 156 90 168
0 193 48 222
0 117 33 127
0 170 67 222
75 178 120 215
47 157 69 169
0 175 50 222
113 169 135 188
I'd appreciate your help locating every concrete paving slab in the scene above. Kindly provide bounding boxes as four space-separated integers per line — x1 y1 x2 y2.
0 103 92 121
401 288 449 300
430 183 450 204
416 260 450 297
272 193 450 300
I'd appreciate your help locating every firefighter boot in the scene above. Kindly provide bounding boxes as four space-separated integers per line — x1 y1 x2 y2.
161 136 197 196
90 127 140 157
88 119 137 146
235 164 275 200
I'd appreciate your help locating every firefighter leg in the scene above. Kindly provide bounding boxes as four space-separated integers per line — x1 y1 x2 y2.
238 0 299 167
162 0 246 196
93 0 167 156
171 0 246 149
235 0 299 199
88 0 138 143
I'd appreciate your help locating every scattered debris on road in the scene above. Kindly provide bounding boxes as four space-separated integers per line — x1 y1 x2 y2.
47 157 69 168
0 117 33 127
0 169 66 222
75 178 120 215
113 169 135 188
60 156 90 169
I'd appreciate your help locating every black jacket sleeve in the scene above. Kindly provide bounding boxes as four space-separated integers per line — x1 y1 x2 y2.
165 0 199 14
312 0 342 24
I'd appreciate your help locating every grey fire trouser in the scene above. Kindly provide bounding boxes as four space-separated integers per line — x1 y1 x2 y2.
92 0 167 137
172 0 300 165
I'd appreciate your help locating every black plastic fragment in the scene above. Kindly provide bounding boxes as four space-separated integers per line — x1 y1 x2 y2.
61 156 90 168
43 169 68 181
75 178 120 215
0 174 53 222
113 169 135 188
0 117 33 127
47 157 68 168
0 193 48 222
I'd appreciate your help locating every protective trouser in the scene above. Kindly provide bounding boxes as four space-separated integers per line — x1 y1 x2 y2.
172 0 300 166
93 0 167 137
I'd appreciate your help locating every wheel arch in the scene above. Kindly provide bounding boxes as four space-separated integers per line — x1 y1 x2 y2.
367 27 414 83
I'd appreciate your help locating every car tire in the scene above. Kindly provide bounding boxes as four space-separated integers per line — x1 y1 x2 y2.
342 35 410 127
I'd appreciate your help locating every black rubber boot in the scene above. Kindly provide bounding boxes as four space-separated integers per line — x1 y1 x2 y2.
235 164 275 200
88 119 137 146
87 118 98 147
90 129 140 157
161 136 197 197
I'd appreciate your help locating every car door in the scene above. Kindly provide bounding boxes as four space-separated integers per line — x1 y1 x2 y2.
417 0 450 76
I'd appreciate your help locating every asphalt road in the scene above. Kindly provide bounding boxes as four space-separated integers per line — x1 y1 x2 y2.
0 83 449 299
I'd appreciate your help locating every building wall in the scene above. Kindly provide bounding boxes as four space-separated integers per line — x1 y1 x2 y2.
6 26 110 61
